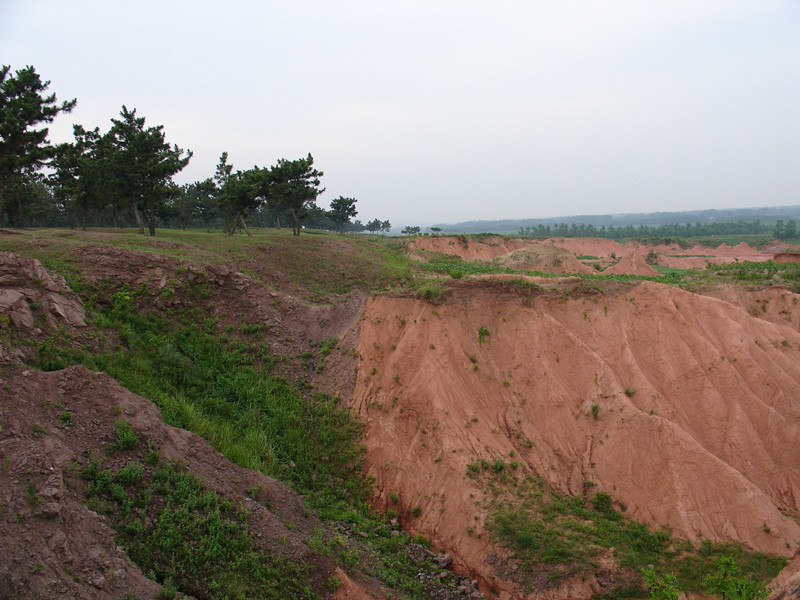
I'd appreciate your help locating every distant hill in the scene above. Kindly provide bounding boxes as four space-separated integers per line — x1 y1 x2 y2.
428 205 800 235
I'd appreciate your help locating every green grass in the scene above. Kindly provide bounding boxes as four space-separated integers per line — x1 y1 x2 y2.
415 282 451 302
697 260 800 292
471 466 785 596
84 286 366 516
34 277 456 598
652 265 692 277
0 227 419 298
81 452 315 599
420 259 686 285
690 234 773 248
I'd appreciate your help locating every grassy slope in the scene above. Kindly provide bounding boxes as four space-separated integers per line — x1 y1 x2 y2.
2 228 451 599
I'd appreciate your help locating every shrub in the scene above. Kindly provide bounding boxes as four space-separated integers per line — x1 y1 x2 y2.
591 491 616 517
450 268 465 279
415 282 449 302
319 335 338 357
111 420 139 451
643 566 680 600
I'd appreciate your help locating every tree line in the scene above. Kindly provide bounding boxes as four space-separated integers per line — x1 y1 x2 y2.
0 65 390 235
519 220 794 240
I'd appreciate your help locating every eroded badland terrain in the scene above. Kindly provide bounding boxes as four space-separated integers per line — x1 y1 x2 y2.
1 229 800 600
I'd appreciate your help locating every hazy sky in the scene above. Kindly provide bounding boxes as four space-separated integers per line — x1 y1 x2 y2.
2 1 799 226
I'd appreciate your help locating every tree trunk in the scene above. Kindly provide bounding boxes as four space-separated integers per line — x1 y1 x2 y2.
274 212 281 229
81 208 86 231
239 214 251 236
227 211 241 235
0 184 4 227
147 211 156 236
16 189 23 228
132 199 144 234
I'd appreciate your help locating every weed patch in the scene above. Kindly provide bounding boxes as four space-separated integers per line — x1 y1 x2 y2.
81 452 315 599
470 467 784 595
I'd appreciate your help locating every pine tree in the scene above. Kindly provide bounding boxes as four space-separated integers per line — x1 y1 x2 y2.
105 106 191 235
0 65 76 224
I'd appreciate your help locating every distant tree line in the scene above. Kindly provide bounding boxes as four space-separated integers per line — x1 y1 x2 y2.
0 64 389 235
518 220 788 240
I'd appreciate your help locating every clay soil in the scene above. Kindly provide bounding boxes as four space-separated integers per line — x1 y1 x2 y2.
352 279 800 597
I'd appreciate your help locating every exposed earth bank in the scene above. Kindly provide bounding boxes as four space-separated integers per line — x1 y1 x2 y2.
410 235 778 275
352 279 800 597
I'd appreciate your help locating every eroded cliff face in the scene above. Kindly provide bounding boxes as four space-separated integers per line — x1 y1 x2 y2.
351 280 800 595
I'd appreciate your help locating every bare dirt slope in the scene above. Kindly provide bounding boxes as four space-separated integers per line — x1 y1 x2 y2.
492 245 595 275
410 236 529 260
351 280 800 596
410 235 776 275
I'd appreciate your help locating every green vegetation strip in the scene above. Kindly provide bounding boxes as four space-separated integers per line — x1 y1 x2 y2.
467 463 784 597
82 438 315 599
420 259 685 284
37 280 451 598
421 257 800 293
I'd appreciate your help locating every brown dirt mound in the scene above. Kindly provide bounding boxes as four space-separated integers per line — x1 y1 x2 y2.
0 252 86 332
0 252 90 363
770 553 800 600
410 236 530 260
351 280 800 597
492 244 595 275
656 243 774 270
410 236 775 277
0 362 348 599
60 243 365 398
603 247 662 276
545 237 630 258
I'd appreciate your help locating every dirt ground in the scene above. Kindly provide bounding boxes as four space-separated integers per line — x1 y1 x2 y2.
410 235 777 276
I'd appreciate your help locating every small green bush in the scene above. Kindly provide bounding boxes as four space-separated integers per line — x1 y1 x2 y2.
415 282 449 302
449 268 465 279
111 420 139 451
319 335 338 357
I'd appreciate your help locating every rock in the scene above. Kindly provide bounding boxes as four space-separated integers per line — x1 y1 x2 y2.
36 502 62 519
434 552 453 568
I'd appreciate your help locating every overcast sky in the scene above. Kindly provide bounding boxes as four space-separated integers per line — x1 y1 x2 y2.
2 1 799 226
